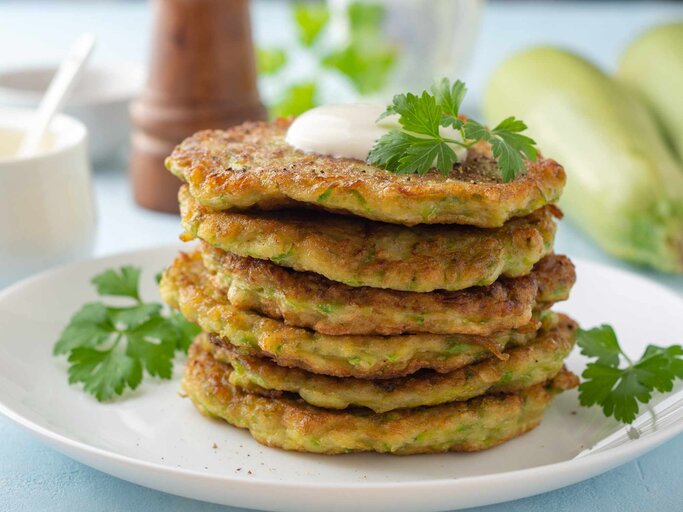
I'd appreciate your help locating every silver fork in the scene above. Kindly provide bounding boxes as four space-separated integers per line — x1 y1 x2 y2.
574 388 683 459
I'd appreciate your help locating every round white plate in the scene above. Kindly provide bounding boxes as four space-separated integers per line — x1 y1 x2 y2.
0 246 681 512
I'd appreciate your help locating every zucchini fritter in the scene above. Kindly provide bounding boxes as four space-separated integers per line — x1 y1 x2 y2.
180 186 558 292
202 243 575 335
166 119 566 228
182 342 579 454
160 251 554 379
202 314 576 412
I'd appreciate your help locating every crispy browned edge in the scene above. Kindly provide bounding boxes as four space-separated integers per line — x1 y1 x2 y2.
166 119 566 227
203 313 577 408
201 242 575 335
179 186 560 293
182 340 580 454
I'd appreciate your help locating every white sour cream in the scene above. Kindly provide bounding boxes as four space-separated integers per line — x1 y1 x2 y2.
285 103 467 164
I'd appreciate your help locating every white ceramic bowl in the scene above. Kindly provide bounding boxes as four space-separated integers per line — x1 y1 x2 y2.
0 63 144 164
0 107 96 288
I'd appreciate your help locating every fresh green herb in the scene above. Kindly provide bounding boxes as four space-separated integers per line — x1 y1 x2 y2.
347 1 385 32
258 1 397 117
92 266 141 301
53 266 200 402
368 78 538 181
257 47 287 75
322 44 396 95
577 325 683 424
169 310 201 354
292 2 330 47
463 117 538 182
271 81 318 118
322 1 397 95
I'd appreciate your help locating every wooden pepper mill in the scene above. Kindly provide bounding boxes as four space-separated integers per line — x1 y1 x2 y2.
130 0 267 213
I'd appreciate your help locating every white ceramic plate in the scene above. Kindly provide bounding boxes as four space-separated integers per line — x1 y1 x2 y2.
0 246 681 512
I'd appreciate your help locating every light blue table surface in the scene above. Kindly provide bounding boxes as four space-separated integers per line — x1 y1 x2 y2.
1 1 682 511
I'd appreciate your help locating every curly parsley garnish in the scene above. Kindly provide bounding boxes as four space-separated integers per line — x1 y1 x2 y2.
577 325 683 424
368 78 538 181
53 266 199 402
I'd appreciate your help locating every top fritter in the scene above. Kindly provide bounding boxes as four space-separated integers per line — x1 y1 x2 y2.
165 119 566 227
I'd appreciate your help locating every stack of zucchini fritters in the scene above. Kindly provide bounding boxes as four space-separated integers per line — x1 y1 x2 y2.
160 118 579 455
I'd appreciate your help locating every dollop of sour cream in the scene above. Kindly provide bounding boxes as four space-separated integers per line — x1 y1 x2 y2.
285 103 467 164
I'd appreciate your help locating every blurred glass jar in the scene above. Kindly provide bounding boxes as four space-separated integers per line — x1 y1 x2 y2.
327 0 483 98
256 0 483 115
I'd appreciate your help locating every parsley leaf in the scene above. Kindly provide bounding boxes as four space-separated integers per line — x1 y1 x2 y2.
108 303 162 328
54 266 200 401
126 316 178 379
392 91 442 137
577 325 683 424
463 118 538 172
292 2 329 47
91 266 141 301
68 347 142 403
577 325 621 366
462 117 538 182
368 78 538 181
430 78 466 121
398 139 457 176
367 131 418 170
635 345 683 391
169 310 202 353
54 303 114 355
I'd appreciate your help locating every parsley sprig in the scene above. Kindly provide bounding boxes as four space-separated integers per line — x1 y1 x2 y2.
53 266 199 401
368 78 538 181
577 325 683 424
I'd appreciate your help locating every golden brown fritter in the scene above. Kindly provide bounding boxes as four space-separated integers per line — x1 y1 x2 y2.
166 119 566 227
182 341 579 454
202 243 575 335
201 314 577 412
160 251 553 379
180 186 558 292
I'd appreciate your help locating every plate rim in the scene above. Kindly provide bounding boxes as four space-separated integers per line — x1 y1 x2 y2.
1 245 682 506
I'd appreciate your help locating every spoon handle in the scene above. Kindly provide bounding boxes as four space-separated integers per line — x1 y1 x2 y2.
17 33 96 158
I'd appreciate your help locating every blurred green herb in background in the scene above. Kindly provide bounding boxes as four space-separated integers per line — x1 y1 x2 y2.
256 48 287 75
257 1 399 117
322 2 397 95
293 2 330 47
270 81 318 118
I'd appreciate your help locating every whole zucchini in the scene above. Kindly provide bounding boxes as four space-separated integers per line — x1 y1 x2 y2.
619 23 683 163
484 47 683 273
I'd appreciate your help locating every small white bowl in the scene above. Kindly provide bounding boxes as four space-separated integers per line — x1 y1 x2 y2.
0 63 144 165
0 107 97 288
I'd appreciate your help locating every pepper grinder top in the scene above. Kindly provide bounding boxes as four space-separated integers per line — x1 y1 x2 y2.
130 0 267 213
